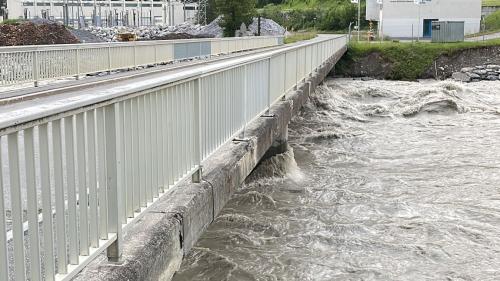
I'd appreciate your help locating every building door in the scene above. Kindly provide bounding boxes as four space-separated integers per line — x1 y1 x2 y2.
423 19 438 37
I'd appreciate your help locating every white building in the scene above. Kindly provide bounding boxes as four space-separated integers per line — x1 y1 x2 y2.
366 0 482 39
1 0 198 26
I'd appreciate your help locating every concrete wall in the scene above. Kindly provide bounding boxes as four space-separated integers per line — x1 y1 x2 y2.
73 46 347 281
366 0 481 38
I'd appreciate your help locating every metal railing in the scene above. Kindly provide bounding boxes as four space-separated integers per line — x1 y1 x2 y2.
0 34 347 281
0 36 284 87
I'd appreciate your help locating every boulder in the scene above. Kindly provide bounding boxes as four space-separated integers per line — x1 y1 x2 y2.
467 72 481 79
452 72 471 82
473 69 488 75
460 67 474 73
487 75 499 81
486 65 500 70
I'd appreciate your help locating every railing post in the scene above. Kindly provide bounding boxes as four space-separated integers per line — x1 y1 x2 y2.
108 43 112 74
192 78 202 183
33 49 39 87
294 50 298 90
75 47 80 80
154 44 158 65
267 57 271 113
134 42 138 69
104 103 123 262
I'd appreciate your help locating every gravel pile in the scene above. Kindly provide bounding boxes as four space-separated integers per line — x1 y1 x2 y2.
85 17 285 42
452 65 500 82
248 17 286 36
0 21 79 46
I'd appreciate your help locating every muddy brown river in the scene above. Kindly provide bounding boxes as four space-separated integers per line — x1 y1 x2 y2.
173 78 500 281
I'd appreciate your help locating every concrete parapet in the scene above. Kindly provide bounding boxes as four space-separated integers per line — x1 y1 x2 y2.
73 46 347 281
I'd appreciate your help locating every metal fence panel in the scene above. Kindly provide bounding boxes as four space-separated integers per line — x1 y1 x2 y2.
0 35 347 281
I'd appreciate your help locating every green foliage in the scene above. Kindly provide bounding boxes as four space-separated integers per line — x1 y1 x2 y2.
216 0 257 37
260 0 367 32
485 9 500 31
340 39 500 80
482 0 500 7
0 19 23 25
284 32 317 44
205 0 218 23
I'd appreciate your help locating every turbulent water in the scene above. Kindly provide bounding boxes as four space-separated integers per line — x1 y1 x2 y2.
173 78 500 281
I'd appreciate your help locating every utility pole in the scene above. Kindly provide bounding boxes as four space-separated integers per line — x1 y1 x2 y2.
358 0 361 41
414 0 424 42
351 0 361 41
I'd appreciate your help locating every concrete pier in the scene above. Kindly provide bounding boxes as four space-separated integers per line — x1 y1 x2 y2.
74 45 347 281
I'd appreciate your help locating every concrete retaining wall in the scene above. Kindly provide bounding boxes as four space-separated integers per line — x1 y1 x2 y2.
73 45 347 281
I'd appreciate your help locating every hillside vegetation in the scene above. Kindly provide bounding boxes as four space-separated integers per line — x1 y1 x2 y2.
485 9 500 31
337 39 500 80
258 0 366 32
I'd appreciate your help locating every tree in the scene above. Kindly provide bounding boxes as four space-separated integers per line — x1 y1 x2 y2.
216 0 257 37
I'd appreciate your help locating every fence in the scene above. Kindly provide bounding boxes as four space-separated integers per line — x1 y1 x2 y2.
0 34 347 281
0 36 283 87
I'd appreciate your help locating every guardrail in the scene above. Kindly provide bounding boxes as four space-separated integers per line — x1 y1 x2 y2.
0 34 347 281
0 36 284 87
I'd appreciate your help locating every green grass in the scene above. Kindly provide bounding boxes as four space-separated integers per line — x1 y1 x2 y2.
284 32 317 44
340 39 500 80
485 9 500 30
0 19 24 25
483 0 500 7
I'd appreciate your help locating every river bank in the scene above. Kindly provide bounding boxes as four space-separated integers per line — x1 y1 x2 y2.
335 40 500 81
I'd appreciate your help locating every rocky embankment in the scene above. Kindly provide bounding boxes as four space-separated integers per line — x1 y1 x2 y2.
336 45 500 81
452 65 500 82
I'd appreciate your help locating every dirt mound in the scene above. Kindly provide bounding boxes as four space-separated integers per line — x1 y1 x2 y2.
0 22 80 46
142 32 208 41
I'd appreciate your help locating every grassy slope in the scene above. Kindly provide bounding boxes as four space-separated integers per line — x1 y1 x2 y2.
340 39 500 80
284 32 317 44
483 0 500 7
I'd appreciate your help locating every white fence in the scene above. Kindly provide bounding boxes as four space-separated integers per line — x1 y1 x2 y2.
0 36 283 87
0 34 347 281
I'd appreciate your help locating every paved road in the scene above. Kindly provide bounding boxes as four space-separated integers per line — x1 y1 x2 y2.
466 32 500 42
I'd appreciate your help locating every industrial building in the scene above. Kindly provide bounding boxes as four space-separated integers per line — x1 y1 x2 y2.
0 0 201 26
366 0 482 39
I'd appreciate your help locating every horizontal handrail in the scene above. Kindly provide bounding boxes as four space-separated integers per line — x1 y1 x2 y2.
0 36 284 87
0 34 347 281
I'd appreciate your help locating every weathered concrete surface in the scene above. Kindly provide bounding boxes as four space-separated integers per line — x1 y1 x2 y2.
73 45 347 281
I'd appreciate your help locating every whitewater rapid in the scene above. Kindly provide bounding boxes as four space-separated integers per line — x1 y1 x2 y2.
173 78 500 281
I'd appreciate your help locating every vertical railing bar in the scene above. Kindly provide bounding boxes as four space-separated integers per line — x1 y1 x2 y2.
157 92 165 193
138 96 146 207
161 91 169 190
105 103 123 262
76 113 89 256
151 93 159 198
8 133 26 281
0 138 9 281
119 102 127 224
52 119 68 274
167 89 174 186
131 98 140 211
64 116 79 265
145 95 153 202
97 108 109 240
39 123 56 281
125 100 134 218
25 127 42 281
86 110 99 248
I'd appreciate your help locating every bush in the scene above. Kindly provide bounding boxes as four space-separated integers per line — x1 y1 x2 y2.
485 9 500 31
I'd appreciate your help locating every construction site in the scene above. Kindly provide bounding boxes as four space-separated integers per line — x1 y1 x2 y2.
0 0 286 46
